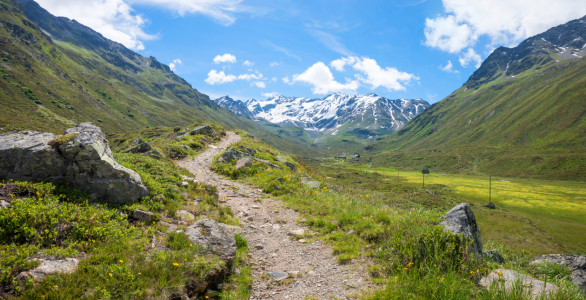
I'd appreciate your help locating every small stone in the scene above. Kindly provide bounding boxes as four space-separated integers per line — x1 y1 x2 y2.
307 270 316 276
246 216 253 222
133 209 154 222
485 202 496 209
181 181 188 187
290 271 300 277
177 210 195 221
0 200 10 209
273 224 281 231
252 205 261 209
298 239 306 243
254 244 264 250
331 185 343 192
235 158 253 170
288 229 305 236
267 272 289 281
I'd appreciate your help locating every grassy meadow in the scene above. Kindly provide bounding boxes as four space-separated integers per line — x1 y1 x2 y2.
319 160 586 255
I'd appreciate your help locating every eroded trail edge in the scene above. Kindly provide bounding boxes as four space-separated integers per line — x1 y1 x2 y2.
177 132 373 300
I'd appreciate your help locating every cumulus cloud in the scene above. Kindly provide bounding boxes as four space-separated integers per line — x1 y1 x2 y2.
329 56 418 91
424 0 586 54
282 77 290 84
270 77 278 83
458 48 482 68
204 70 236 85
439 60 459 73
36 0 258 51
262 92 280 98
292 62 360 95
169 59 182 72
237 73 263 81
270 62 281 67
243 60 254 67
213 54 237 64
253 81 266 88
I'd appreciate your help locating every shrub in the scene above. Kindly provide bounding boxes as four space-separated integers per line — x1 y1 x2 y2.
21 87 38 101
167 144 188 159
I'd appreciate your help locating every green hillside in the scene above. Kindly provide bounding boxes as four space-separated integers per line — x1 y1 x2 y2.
363 56 586 180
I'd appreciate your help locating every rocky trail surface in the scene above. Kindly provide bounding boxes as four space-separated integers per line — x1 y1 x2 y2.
177 132 374 299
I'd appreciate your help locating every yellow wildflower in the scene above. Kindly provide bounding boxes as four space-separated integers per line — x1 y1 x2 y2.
173 263 179 266
119 260 123 263
108 273 112 277
498 271 503 276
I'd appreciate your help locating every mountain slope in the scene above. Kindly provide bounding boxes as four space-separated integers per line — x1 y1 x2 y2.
0 0 241 134
364 16 586 180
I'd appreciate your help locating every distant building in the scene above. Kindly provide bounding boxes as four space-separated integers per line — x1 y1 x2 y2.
350 154 360 159
338 156 347 159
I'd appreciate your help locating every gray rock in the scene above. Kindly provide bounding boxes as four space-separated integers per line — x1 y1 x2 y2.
246 148 257 156
284 162 297 172
219 148 249 164
267 272 289 281
480 269 558 298
133 209 154 222
0 123 149 204
246 134 255 139
331 185 343 192
0 200 9 209
530 255 586 294
184 219 237 262
277 156 287 163
301 174 313 180
235 158 253 170
485 202 496 209
15 258 79 283
130 136 143 147
484 250 505 264
177 210 195 221
123 142 152 154
440 203 483 259
141 149 163 159
301 181 321 189
190 125 216 137
288 229 305 236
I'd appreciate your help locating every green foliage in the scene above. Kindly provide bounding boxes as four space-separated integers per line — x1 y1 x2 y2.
165 232 193 250
114 153 182 198
167 144 188 159
47 132 79 149
20 87 38 102
0 244 40 285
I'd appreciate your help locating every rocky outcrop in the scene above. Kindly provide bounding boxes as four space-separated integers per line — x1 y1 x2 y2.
530 255 586 294
190 125 216 137
484 249 505 264
217 148 249 164
123 142 151 153
235 158 253 170
440 203 483 259
184 219 237 262
480 269 558 298
284 162 297 172
15 258 79 283
141 149 163 159
0 123 149 204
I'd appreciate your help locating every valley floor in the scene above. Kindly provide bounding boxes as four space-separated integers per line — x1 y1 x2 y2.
177 133 374 299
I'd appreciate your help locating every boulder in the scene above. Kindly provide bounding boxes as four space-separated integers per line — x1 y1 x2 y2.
123 142 152 154
480 269 558 298
0 123 149 204
301 181 321 189
218 148 249 164
485 202 496 209
277 156 287 163
15 258 79 283
130 136 143 147
530 255 586 294
133 209 154 222
141 149 163 159
184 219 237 262
285 162 297 172
190 125 216 137
177 210 195 221
331 185 343 192
484 249 505 264
246 134 255 139
440 203 483 259
0 200 9 209
235 158 253 170
301 174 313 180
246 148 256 156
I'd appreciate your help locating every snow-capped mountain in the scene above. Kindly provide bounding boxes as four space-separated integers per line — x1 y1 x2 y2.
213 96 255 119
215 93 429 141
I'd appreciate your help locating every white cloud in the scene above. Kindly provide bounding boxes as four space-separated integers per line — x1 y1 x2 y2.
307 29 353 56
439 60 459 73
169 59 182 71
330 57 358 72
262 41 301 61
270 62 281 67
262 92 280 98
253 81 266 88
270 77 277 83
35 0 157 50
292 62 359 95
282 77 290 84
237 73 263 81
424 0 586 54
243 60 254 67
458 48 482 68
213 53 237 64
204 69 236 85
352 57 418 91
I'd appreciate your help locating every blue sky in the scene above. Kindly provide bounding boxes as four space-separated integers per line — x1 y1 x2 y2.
36 0 586 103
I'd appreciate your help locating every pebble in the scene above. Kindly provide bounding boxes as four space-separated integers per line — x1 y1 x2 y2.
298 239 306 243
254 244 264 250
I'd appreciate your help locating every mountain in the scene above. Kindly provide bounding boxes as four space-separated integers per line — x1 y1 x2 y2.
0 0 244 134
215 93 429 151
364 15 586 180
213 96 255 120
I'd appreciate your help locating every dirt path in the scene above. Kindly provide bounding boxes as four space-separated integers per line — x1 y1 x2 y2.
177 132 373 300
